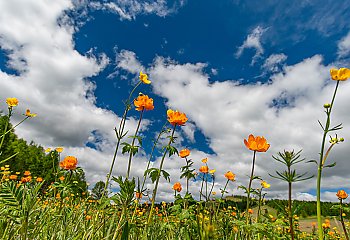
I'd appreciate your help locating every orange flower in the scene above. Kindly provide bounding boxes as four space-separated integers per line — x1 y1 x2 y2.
21 176 32 183
24 171 31 176
9 175 18 180
134 94 154 111
139 71 151 84
201 158 208 163
330 68 350 81
86 215 92 220
336 189 348 200
36 177 43 182
55 147 64 153
135 192 143 199
25 109 37 117
322 219 331 229
248 209 253 214
59 156 78 170
179 148 190 158
244 134 270 152
224 171 235 181
6 98 18 107
59 176 65 181
173 182 182 192
199 166 209 174
167 109 188 126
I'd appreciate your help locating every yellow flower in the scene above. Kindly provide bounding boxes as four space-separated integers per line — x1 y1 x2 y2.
45 148 51 153
139 71 151 84
209 169 216 174
55 147 64 153
330 68 350 81
244 134 270 152
212 191 216 195
261 180 271 189
167 109 188 126
6 98 18 107
25 109 37 117
201 158 208 163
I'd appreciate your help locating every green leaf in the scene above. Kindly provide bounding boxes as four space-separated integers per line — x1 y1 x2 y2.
161 170 171 182
324 162 336 168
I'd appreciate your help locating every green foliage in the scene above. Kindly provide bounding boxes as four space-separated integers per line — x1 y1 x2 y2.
91 181 107 200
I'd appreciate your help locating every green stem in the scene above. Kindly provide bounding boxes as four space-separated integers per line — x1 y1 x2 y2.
317 80 340 240
289 181 294 240
246 150 256 221
126 108 144 179
340 199 349 240
147 125 177 224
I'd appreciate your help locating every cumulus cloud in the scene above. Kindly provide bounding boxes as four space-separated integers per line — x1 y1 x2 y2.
235 26 268 65
262 53 287 73
337 31 350 58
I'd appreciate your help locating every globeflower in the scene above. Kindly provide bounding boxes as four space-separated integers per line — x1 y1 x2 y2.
59 156 78 170
336 189 348 200
244 134 270 152
134 94 154 111
55 147 64 153
6 98 18 107
199 166 209 174
139 71 151 84
201 158 208 163
179 148 190 158
167 109 188 126
224 171 235 181
173 182 182 192
261 180 271 189
25 109 37 117
330 68 350 81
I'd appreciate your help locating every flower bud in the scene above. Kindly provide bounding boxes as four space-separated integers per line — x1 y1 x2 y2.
323 103 331 108
340 138 345 142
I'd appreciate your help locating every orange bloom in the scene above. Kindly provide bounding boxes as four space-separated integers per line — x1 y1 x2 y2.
173 182 182 192
59 156 78 170
21 176 32 183
9 175 18 180
248 209 253 214
179 148 190 158
336 189 348 200
224 171 235 181
25 109 37 117
201 158 208 163
24 171 31 176
6 98 18 107
134 94 154 111
244 134 270 152
139 71 151 84
199 166 209 174
330 68 350 81
59 176 65 181
135 192 143 199
167 109 188 126
55 147 64 153
36 177 43 182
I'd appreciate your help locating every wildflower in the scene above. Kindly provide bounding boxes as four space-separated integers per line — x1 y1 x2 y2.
248 209 253 214
9 175 17 180
6 98 18 107
212 191 216 195
134 94 154 111
55 147 64 153
21 176 32 183
173 182 182 192
330 68 350 81
45 148 51 153
59 176 65 181
311 222 316 227
322 219 331 229
59 156 78 170
179 148 190 158
36 177 43 182
135 191 142 199
167 109 188 126
224 171 235 181
199 166 209 173
336 189 348 200
261 180 271 189
209 169 216 174
25 109 37 117
201 158 208 163
24 170 31 176
244 134 270 152
139 71 151 84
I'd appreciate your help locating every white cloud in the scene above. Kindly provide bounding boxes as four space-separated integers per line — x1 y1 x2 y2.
235 26 268 65
89 0 185 21
337 31 350 58
116 49 144 75
262 53 287 73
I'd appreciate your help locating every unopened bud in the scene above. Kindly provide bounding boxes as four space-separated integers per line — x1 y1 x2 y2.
323 103 331 108
340 138 345 142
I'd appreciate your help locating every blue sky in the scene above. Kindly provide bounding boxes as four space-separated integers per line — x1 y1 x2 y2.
1 0 350 202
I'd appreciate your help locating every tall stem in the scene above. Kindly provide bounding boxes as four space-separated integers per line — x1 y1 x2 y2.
126 109 144 179
340 199 350 240
147 125 177 224
317 80 339 239
246 150 256 218
288 181 294 240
